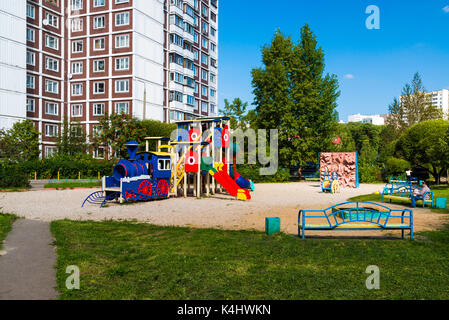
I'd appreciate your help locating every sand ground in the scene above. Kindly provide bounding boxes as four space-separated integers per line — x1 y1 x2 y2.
0 183 447 238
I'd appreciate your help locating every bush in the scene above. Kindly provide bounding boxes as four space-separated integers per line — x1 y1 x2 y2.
236 165 291 183
384 157 411 177
359 163 382 183
0 164 30 188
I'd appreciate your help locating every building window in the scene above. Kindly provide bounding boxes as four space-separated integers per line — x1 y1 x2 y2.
93 38 105 50
26 4 35 19
45 124 58 137
115 34 129 48
27 75 35 89
210 104 216 114
201 102 208 113
71 18 83 32
115 0 129 4
94 147 105 159
94 82 105 94
26 28 35 42
93 60 105 72
93 16 105 29
72 0 83 10
115 80 129 93
115 102 129 114
72 40 83 53
169 91 183 103
72 61 83 74
71 104 83 117
45 146 58 158
45 80 59 94
72 83 83 96
45 57 59 72
27 99 35 112
94 0 105 7
45 102 58 115
115 12 130 26
45 12 59 28
115 57 129 70
45 35 59 50
201 86 208 97
26 51 35 66
93 103 105 116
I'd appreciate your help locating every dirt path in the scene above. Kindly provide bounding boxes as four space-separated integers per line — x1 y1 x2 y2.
0 220 57 300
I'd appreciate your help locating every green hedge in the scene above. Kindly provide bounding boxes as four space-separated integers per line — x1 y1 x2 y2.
0 164 30 188
236 165 291 183
18 159 115 180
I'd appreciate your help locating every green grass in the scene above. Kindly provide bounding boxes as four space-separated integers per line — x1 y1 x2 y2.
45 182 101 189
0 214 18 249
51 220 449 300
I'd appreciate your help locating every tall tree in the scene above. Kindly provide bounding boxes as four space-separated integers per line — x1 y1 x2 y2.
56 118 88 156
387 73 442 136
252 25 340 167
220 98 249 130
0 120 40 162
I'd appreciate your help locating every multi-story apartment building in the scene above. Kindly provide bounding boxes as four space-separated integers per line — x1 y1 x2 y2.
1 0 219 158
428 89 449 116
0 1 27 130
347 113 386 126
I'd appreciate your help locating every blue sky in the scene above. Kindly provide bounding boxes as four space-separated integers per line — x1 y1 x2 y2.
217 0 449 121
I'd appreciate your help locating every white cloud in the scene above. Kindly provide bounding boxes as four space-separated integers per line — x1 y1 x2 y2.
344 74 355 79
443 5 449 13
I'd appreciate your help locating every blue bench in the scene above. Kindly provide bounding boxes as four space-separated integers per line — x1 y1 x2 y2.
303 172 320 183
382 183 433 208
298 201 413 239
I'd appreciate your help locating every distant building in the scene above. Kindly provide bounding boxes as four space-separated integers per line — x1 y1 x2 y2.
347 113 385 126
399 89 449 119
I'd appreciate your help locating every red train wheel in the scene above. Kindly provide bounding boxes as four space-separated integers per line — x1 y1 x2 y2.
138 181 153 200
156 180 169 197
124 191 136 201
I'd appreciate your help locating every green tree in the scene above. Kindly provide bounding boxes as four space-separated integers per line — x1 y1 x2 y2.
56 118 88 156
387 73 442 135
395 120 449 184
220 98 250 130
90 113 144 159
0 120 40 162
252 25 340 167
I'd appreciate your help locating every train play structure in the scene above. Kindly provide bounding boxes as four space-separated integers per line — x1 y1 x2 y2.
82 117 255 208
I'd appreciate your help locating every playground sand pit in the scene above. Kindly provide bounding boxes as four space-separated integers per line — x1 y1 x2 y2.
1 182 447 238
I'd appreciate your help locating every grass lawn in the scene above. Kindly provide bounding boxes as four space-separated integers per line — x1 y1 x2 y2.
45 182 101 189
52 220 449 300
349 185 449 214
0 214 17 249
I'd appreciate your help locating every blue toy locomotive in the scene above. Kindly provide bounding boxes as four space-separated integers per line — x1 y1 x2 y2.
82 141 172 208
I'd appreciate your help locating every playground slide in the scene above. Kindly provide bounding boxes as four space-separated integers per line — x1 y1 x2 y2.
208 163 251 201
230 167 255 191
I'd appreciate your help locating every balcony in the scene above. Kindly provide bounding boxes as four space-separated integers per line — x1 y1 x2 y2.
169 5 184 17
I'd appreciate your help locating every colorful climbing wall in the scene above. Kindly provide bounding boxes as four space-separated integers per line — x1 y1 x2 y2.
320 152 359 188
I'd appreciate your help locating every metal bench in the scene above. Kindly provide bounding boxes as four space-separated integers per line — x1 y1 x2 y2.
303 172 320 183
298 201 413 239
382 183 433 208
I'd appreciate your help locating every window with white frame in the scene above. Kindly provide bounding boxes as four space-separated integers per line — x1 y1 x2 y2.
115 80 129 93
93 38 105 50
45 57 59 72
27 75 35 89
93 147 105 159
26 51 35 66
115 0 130 4
115 34 129 48
72 83 83 96
72 40 83 53
45 34 58 49
72 61 83 74
72 0 83 10
26 28 35 42
158 159 171 171
115 12 129 26
45 102 58 115
45 124 58 137
93 103 105 116
71 19 83 32
71 104 83 117
93 82 105 94
94 0 105 7
115 102 129 114
45 80 58 94
71 126 83 138
93 60 105 72
115 57 129 70
201 102 208 113
45 146 57 158
93 16 105 29
45 12 59 28
26 4 35 19
27 99 35 112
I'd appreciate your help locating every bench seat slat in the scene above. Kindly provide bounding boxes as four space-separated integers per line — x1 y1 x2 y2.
299 223 410 229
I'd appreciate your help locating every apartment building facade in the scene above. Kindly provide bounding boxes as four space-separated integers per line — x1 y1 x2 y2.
0 1 27 130
2 0 218 157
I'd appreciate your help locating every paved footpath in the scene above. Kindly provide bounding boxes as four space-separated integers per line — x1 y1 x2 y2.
0 220 58 300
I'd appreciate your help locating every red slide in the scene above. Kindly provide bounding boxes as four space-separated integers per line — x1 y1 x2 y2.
211 165 251 201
